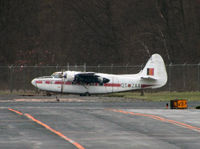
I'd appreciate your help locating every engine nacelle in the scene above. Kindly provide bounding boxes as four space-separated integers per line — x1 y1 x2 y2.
64 71 75 82
98 76 110 84
98 77 104 84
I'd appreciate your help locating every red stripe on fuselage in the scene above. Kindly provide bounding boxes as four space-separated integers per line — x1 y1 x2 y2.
45 81 51 84
35 80 154 89
104 83 121 87
36 80 121 87
65 82 72 85
54 81 64 84
36 80 42 84
54 81 121 87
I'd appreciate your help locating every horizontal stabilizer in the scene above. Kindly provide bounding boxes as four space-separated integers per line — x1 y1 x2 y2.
141 76 157 80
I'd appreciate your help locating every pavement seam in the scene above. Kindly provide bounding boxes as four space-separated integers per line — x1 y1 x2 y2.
8 108 85 149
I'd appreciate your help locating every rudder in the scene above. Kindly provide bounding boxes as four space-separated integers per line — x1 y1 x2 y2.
141 54 167 88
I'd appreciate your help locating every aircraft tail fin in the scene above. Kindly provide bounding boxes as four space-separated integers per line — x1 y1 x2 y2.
140 54 167 88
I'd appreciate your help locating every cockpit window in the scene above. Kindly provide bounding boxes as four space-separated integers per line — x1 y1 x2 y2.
38 76 53 79
51 72 63 78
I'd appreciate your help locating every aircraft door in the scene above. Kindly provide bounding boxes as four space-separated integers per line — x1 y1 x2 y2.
61 77 64 93
61 72 67 93
112 77 121 92
112 76 120 93
102 76 115 93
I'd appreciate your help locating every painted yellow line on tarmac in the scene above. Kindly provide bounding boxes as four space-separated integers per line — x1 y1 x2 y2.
8 108 85 149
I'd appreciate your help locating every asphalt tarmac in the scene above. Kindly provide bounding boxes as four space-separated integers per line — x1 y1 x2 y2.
1 96 200 149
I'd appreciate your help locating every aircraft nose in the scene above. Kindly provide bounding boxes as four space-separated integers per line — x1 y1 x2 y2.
31 79 36 86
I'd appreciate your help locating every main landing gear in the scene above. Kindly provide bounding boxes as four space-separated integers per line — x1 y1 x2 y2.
80 92 91 96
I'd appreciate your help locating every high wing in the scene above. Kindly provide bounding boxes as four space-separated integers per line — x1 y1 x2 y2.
72 72 110 85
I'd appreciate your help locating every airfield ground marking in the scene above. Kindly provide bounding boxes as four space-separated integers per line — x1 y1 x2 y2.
8 108 85 149
109 109 200 133
8 108 23 115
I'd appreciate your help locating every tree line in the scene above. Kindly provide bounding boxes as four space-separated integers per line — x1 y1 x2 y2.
0 0 200 66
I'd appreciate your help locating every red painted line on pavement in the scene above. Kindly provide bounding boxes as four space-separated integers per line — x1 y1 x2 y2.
8 108 85 149
110 109 200 132
8 108 23 115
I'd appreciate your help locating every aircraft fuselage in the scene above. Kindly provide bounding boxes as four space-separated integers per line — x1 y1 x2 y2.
32 73 155 94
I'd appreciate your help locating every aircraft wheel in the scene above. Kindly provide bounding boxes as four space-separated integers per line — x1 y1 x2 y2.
80 93 86 96
86 92 91 96
80 92 91 96
46 92 51 96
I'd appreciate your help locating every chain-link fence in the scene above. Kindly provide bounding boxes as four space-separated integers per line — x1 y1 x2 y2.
1 64 200 93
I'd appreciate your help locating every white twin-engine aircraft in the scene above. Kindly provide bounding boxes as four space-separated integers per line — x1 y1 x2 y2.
31 54 167 95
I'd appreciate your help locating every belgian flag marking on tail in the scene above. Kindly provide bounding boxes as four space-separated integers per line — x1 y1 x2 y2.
147 68 154 76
